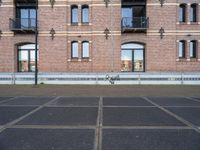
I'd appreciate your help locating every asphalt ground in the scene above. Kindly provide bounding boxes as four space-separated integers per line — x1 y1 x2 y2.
0 96 200 150
0 85 200 96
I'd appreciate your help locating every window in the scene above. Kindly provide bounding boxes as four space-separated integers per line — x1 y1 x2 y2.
190 40 197 58
178 40 186 58
82 41 89 58
17 44 38 72
121 5 146 28
16 7 36 29
121 43 145 72
82 5 89 23
179 4 186 22
71 5 78 24
71 41 78 58
190 4 197 22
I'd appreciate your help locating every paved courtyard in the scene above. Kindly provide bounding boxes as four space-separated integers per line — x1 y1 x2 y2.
0 96 200 150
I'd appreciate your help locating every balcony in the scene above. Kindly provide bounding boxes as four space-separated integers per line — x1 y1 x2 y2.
9 18 36 33
121 17 149 33
15 0 37 7
15 0 36 3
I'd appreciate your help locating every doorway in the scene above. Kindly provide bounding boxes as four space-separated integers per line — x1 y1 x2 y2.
121 43 145 72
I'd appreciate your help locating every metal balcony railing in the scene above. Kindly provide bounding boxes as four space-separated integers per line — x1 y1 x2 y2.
15 0 36 3
9 18 36 32
121 17 149 32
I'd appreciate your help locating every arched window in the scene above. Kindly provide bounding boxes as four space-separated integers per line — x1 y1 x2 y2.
179 4 186 22
82 41 89 58
178 40 186 58
71 41 78 58
71 5 78 24
190 40 197 58
17 44 38 72
190 4 198 22
121 43 145 72
81 5 89 23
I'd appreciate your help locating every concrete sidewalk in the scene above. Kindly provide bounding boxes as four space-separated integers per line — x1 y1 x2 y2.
0 85 200 96
0 96 200 150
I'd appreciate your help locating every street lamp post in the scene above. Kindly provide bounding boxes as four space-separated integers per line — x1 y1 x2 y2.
35 0 38 85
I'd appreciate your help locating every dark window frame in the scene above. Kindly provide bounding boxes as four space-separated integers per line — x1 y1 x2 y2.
16 6 36 18
179 4 186 23
71 41 79 59
81 41 90 59
71 5 78 25
81 5 89 24
190 4 198 22
190 40 197 58
178 40 186 58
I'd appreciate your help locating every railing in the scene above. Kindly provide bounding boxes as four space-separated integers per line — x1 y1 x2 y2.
9 18 36 32
15 0 37 3
0 72 200 85
121 17 149 31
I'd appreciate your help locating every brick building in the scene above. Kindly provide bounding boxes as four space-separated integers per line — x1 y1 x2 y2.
0 0 200 73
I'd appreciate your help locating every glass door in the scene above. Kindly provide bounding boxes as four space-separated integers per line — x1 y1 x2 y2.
133 50 144 72
121 50 133 72
132 6 145 28
18 50 29 72
20 9 29 28
121 43 145 72
17 8 36 29
30 50 36 72
29 9 36 28
122 7 133 27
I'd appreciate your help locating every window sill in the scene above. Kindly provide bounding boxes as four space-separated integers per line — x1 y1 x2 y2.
177 22 187 25
82 58 91 62
190 58 198 62
68 58 91 62
190 22 199 25
81 23 90 26
70 58 79 62
176 58 199 62
176 58 186 62
68 23 92 26
71 23 79 26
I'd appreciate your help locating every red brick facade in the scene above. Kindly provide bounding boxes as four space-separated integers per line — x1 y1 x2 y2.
0 0 200 72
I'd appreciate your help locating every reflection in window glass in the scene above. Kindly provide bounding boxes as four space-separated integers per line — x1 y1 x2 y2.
82 5 89 23
134 50 144 72
18 44 38 72
18 8 36 28
122 7 133 27
72 42 78 58
30 9 36 27
18 50 29 72
121 50 132 72
20 9 29 28
121 43 145 72
82 42 89 58
71 5 78 24
30 50 36 71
